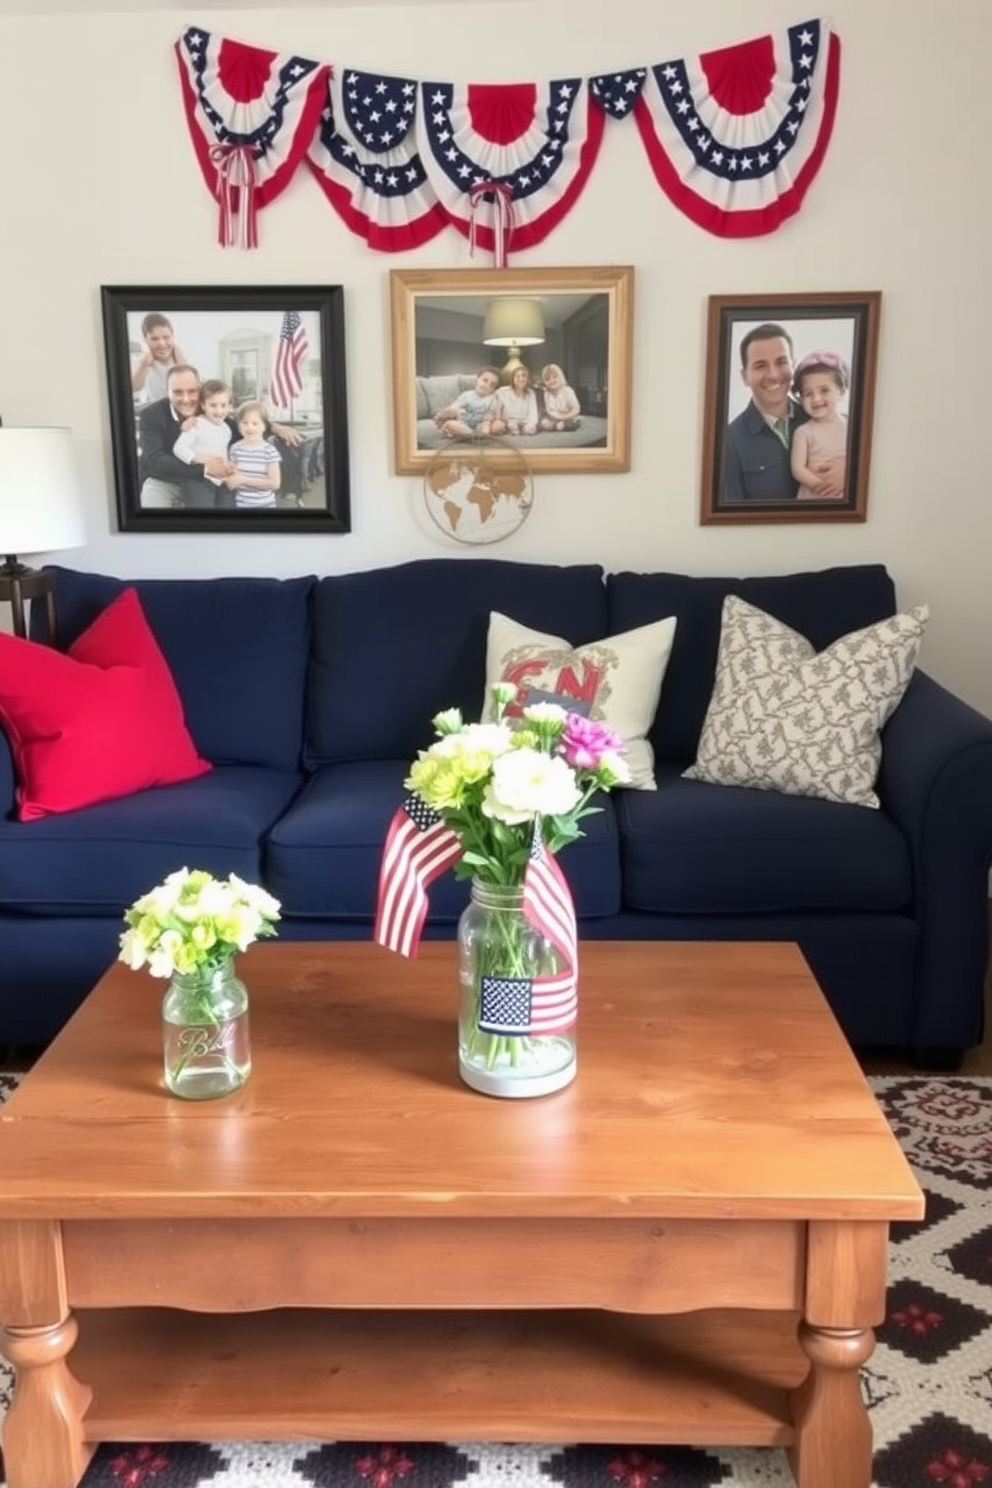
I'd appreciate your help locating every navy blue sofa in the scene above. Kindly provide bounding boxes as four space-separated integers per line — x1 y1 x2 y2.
2 559 992 1061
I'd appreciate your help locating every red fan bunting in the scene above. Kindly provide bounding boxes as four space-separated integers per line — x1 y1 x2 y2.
416 78 605 259
589 18 840 238
177 17 841 249
176 26 329 248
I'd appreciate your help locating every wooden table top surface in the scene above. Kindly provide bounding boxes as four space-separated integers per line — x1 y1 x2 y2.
0 941 923 1221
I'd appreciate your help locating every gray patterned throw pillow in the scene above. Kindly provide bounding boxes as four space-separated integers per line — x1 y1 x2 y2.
683 595 929 808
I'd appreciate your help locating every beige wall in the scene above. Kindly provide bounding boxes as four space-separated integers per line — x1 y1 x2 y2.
2 0 990 714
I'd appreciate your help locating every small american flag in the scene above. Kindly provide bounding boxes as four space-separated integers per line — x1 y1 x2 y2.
479 964 576 1036
270 309 309 408
477 835 577 1037
374 796 462 959
523 825 578 970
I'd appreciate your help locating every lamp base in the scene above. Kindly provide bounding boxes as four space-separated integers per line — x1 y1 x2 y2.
0 557 58 642
497 345 526 384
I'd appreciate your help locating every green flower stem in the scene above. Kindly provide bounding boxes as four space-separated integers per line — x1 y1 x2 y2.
462 882 558 1072
166 965 244 1084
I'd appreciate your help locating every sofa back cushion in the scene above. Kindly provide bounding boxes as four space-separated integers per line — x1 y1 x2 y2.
41 568 315 770
416 373 476 419
306 559 607 765
606 565 898 764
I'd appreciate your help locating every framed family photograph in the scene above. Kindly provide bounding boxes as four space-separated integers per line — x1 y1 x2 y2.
699 291 882 525
389 265 634 476
101 285 351 534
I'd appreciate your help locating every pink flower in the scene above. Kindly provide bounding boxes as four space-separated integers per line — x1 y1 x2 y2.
560 713 624 770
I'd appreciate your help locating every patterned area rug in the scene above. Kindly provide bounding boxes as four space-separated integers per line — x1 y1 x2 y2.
2 1071 992 1488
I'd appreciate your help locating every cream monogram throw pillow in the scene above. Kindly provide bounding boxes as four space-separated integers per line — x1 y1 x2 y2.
683 595 929 808
484 611 678 790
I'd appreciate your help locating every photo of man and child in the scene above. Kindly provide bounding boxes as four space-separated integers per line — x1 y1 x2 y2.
126 309 324 514
720 319 858 507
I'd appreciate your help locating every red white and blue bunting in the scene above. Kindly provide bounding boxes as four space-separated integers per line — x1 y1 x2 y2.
307 68 449 253
176 28 329 248
177 17 840 251
416 78 605 261
589 19 839 237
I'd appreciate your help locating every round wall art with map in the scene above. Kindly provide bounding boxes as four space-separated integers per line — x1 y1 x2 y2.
423 437 534 546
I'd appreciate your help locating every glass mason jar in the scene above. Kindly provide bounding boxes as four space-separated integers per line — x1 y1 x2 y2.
457 879 576 1098
161 961 251 1100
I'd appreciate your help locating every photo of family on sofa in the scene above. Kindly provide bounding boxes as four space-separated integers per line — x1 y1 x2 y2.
415 361 608 452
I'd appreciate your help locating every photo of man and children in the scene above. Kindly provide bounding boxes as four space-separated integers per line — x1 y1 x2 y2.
127 308 323 513
101 288 351 534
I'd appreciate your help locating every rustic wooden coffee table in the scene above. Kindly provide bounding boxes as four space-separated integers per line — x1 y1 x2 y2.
0 940 922 1488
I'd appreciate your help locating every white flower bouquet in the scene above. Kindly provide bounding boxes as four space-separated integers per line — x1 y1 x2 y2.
119 867 281 979
377 684 631 1092
406 682 631 885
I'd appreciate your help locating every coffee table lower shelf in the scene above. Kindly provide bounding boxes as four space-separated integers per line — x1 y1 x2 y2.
70 1305 809 1446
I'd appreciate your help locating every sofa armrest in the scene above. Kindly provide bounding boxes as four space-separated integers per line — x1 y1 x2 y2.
0 727 15 820
878 669 992 1048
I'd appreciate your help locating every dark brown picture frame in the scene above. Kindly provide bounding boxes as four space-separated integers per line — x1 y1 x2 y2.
101 285 351 534
699 291 881 525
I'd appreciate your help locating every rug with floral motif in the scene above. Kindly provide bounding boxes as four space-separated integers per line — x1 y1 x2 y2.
2 1072 992 1488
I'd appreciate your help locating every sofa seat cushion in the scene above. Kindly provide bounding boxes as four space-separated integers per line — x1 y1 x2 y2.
41 568 315 770
617 766 913 915
0 766 303 915
266 760 621 922
306 560 607 766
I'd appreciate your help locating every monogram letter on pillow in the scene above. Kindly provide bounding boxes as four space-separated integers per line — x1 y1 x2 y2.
683 595 929 808
484 611 677 790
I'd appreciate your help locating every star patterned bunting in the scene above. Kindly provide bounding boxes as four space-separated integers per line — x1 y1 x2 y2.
179 17 840 247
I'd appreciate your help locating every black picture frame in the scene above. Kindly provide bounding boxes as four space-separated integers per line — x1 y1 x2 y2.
101 285 351 534
699 291 881 525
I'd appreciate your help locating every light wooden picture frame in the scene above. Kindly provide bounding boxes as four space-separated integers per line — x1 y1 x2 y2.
389 266 634 476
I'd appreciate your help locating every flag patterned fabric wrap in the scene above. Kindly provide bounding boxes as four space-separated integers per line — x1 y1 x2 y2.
416 78 605 256
590 17 840 238
270 310 309 409
374 797 463 960
307 68 448 251
477 834 578 1037
176 27 329 248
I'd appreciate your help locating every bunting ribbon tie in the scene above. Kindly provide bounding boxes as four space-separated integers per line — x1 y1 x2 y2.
209 143 259 250
468 181 515 267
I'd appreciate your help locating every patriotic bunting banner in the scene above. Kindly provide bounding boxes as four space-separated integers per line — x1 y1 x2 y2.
178 17 840 248
416 78 604 258
307 67 448 252
176 27 329 247
590 18 840 237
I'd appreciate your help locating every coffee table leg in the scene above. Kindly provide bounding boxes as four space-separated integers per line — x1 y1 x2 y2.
1 1316 94 1488
788 1320 875 1487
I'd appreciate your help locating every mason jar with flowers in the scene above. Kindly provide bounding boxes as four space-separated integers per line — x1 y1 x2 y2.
119 867 281 1100
375 683 630 1098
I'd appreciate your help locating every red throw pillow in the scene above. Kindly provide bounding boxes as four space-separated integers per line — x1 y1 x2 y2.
0 587 211 820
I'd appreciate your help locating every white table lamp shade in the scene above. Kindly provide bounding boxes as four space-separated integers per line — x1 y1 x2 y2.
0 427 85 557
482 298 545 347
